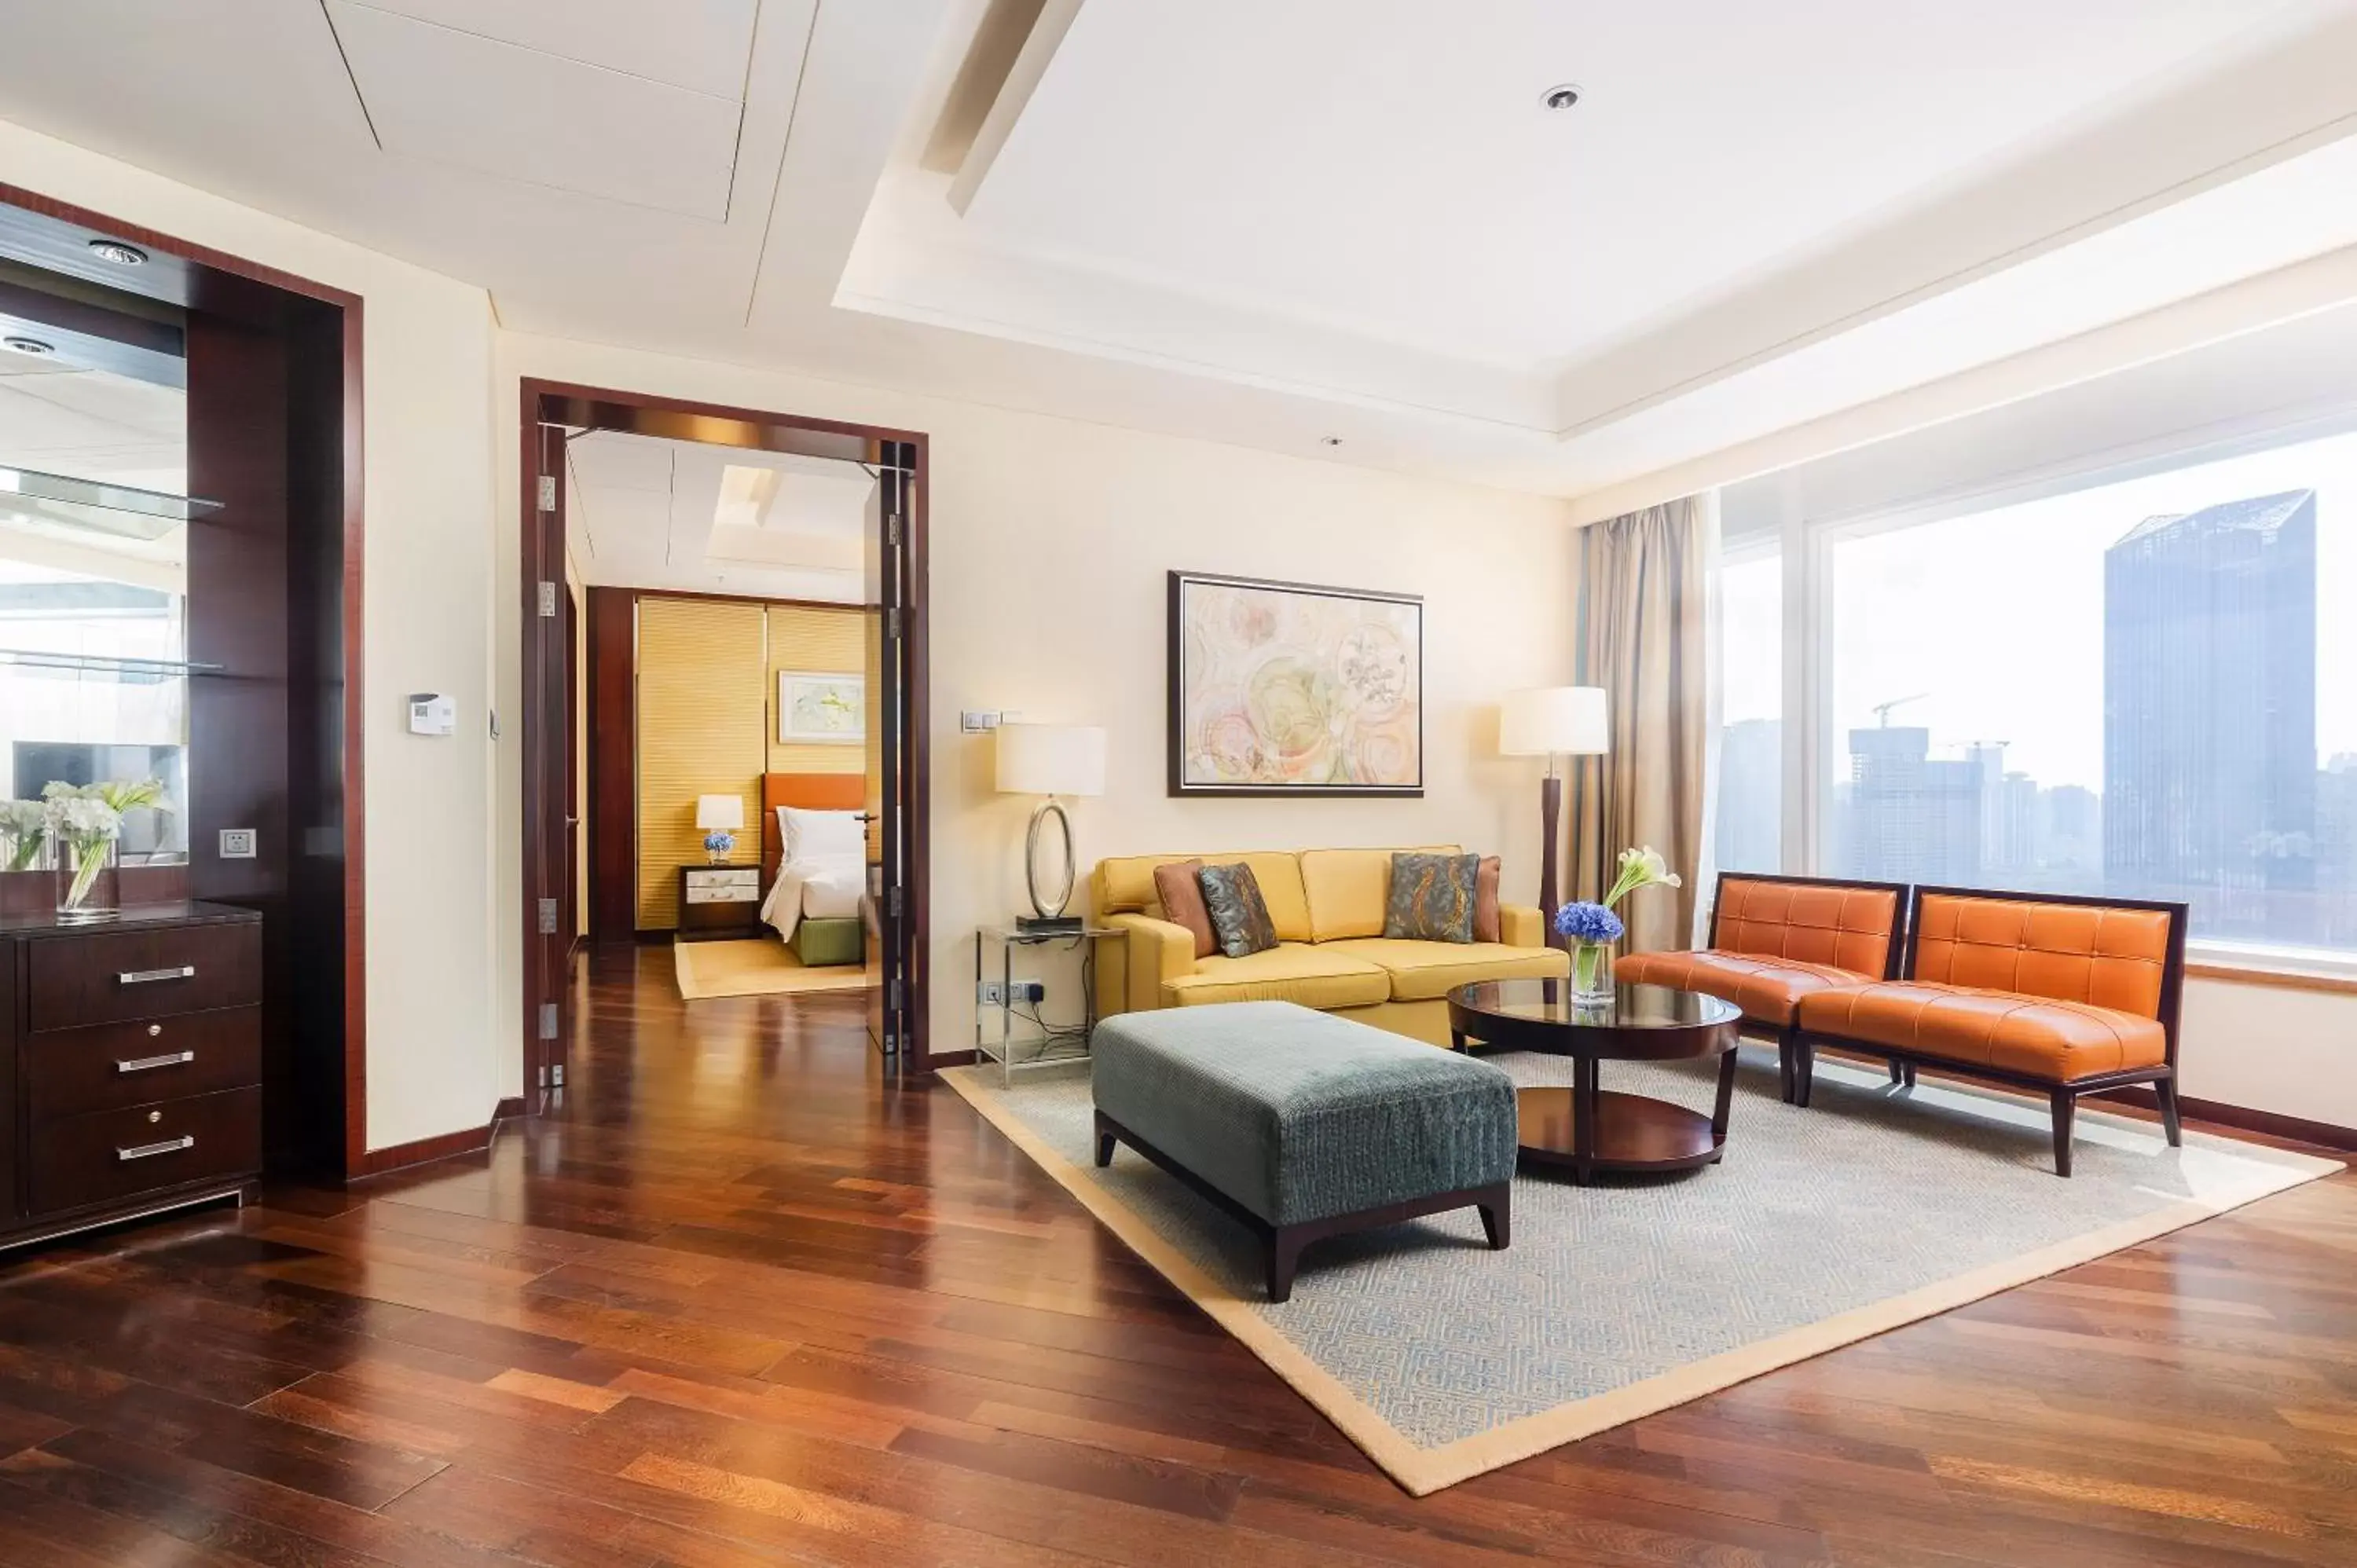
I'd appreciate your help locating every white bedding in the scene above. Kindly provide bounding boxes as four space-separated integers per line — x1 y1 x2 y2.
759 852 863 941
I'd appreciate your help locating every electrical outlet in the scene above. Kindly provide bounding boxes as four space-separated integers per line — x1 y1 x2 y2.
977 980 1006 1006
960 710 1002 733
218 828 257 859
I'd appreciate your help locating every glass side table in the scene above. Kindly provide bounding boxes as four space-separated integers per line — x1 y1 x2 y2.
975 924 1118 1086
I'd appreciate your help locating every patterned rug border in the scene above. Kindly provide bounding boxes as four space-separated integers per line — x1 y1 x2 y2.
940 1062 2342 1495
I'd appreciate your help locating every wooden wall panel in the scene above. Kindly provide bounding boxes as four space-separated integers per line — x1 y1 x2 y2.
635 599 764 929
765 605 868 774
585 587 636 942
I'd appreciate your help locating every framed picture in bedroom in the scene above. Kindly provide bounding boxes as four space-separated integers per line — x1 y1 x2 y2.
1167 570 1424 797
778 672 865 745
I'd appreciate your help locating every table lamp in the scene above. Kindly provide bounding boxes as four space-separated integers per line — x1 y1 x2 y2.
695 793 744 864
1498 687 1608 934
995 723 1106 934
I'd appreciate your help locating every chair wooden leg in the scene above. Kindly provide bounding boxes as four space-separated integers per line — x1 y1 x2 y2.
1901 1062 1917 1089
1794 1042 1816 1108
2050 1089 2077 1178
1888 1061 1905 1085
1777 1027 1799 1104
2155 1075 2183 1148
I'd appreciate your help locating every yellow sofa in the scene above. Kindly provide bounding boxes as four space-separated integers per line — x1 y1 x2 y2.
1091 847 1568 1046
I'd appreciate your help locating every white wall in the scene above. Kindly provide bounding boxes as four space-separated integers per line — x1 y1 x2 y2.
2181 978 2357 1132
493 332 1577 1058
0 121 504 1153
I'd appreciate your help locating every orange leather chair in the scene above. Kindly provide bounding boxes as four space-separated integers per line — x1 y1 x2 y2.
1616 874 1907 1102
1792 887 2188 1175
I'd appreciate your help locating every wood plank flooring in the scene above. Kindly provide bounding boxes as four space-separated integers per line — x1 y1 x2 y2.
0 943 2350 1566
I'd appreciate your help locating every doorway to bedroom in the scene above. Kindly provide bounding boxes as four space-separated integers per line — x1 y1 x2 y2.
519 383 928 1109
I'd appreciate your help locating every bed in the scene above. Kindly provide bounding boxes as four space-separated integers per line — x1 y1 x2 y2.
756 771 871 965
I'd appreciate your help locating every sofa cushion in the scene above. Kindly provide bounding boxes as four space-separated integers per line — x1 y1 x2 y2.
1099 851 1312 943
1298 846 1459 943
1199 863 1280 958
1797 981 2167 1082
1912 893 2172 1019
1164 943 1392 1010
1321 937 1569 1002
1714 877 1901 978
1616 949 1869 1026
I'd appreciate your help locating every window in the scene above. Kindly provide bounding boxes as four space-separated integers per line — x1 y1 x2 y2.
1714 546 1781 875
1818 427 2356 958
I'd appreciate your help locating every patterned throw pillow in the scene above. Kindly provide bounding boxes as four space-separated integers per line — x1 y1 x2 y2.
1384 852 1480 943
1197 863 1279 958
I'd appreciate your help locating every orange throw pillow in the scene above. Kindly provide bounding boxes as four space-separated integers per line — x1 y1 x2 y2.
1152 859 1217 960
1473 855 1502 943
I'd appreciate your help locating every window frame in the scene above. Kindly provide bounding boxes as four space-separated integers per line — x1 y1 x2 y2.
1745 409 2357 982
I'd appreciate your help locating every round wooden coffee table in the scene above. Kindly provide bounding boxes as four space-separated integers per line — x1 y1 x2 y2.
1448 979 1743 1185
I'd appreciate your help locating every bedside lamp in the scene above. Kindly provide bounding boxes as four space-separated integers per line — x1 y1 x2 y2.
695 794 744 865
996 723 1105 934
1499 687 1608 932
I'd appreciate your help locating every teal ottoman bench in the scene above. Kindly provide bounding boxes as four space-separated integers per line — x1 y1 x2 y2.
1091 1001 1516 1302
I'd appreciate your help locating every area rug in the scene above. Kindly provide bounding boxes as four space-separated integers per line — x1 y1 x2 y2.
673 938 876 1000
943 1047 2341 1493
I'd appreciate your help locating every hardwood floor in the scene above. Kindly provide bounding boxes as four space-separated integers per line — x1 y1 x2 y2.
0 943 2350 1566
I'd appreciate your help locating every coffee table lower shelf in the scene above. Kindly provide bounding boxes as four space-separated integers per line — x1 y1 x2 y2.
1515 1086 1727 1183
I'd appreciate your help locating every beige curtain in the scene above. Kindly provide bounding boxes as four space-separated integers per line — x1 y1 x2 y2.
1569 495 1711 954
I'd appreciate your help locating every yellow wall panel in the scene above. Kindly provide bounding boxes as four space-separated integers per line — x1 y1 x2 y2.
765 604 870 774
636 598 766 929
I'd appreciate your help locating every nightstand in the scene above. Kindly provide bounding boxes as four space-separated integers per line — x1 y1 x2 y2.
678 864 761 940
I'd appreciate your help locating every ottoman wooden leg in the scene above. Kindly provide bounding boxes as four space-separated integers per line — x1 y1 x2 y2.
1267 1229 1306 1304
1092 1111 1117 1169
1475 1182 1511 1250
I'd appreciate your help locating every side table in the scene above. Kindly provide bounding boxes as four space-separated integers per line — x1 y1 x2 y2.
975 924 1116 1086
679 863 761 940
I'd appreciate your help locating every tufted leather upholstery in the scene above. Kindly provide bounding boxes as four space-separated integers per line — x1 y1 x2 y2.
1796 983 2166 1080
1614 950 1867 1026
1712 877 1902 979
1910 894 2171 1019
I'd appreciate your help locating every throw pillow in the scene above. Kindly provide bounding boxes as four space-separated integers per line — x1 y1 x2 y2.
1473 855 1501 943
1384 852 1480 943
1151 859 1217 960
1197 863 1279 958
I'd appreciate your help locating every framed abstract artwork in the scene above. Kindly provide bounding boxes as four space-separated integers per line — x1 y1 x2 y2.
777 671 864 745
1167 570 1424 797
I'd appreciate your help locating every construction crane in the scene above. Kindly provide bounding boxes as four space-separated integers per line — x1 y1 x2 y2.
1871 693 1928 727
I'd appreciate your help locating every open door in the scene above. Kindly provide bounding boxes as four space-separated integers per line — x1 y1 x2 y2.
866 449 916 1062
523 421 572 1105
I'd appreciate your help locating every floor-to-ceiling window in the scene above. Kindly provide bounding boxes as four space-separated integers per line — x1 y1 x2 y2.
1715 543 1782 877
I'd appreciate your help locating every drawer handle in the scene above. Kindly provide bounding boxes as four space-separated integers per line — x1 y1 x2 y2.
117 1136 194 1162
116 1050 197 1075
118 965 196 985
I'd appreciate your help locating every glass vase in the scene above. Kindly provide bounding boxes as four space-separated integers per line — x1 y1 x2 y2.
1570 940 1615 1004
55 830 119 923
1 822 47 875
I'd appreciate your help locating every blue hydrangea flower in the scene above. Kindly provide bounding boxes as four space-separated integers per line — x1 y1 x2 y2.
1552 900 1624 943
704 830 735 855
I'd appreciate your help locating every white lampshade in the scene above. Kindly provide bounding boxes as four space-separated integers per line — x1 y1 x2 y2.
695 793 745 831
996 723 1106 797
1499 686 1608 757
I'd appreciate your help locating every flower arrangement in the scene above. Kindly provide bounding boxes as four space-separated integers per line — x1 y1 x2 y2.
42 778 167 921
1554 844 1684 1000
0 799 46 872
703 828 735 863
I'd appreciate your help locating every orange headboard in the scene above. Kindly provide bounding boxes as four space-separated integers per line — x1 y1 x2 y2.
761 772 867 884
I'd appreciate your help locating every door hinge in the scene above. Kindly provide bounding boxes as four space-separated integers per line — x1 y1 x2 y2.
885 514 901 547
537 898 559 936
551 1064 565 1087
888 977 904 1010
885 607 901 638
537 474 557 511
888 885 903 918
537 581 558 617
537 1002 559 1041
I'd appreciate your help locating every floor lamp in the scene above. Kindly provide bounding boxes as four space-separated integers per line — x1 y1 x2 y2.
1500 687 1609 940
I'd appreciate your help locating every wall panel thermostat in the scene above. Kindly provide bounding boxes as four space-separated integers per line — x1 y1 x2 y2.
408 694 456 735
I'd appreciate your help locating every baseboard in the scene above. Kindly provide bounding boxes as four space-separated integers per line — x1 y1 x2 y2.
352 1100 524 1180
2091 1086 2357 1154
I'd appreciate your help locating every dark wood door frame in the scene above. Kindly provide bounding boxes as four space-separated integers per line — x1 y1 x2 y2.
518 379 935 1075
0 180 369 1177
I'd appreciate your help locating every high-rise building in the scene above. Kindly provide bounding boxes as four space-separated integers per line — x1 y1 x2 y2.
1842 724 1985 883
2103 489 2317 937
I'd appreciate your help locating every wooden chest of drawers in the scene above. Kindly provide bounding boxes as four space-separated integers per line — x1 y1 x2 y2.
0 901 263 1247
678 863 763 940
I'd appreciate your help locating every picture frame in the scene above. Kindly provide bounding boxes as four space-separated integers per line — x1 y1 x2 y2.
777 671 865 746
1168 570 1424 797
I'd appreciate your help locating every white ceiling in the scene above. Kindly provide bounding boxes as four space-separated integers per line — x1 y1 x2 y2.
565 430 874 601
0 0 2354 505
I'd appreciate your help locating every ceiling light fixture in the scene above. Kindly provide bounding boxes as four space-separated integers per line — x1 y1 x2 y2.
87 240 148 266
1540 83 1584 112
2 337 54 356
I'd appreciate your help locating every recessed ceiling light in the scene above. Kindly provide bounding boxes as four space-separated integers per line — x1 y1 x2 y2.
1540 83 1584 112
2 336 54 356
1320 436 1343 448
87 240 148 266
